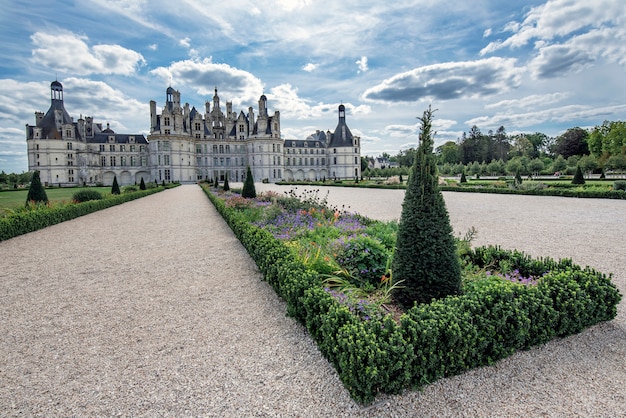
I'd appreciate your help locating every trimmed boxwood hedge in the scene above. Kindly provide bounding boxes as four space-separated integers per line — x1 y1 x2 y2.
202 185 622 404
0 186 172 241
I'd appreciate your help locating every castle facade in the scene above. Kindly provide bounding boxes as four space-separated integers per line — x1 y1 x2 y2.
26 81 361 186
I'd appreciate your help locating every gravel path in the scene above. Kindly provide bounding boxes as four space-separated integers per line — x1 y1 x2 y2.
1 184 624 416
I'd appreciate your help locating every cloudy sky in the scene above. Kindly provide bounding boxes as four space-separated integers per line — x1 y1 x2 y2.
1 0 626 173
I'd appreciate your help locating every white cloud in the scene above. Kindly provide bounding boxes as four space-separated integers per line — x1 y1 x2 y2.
302 63 318 72
356 56 369 73
149 43 158 50
465 103 626 130
362 57 524 103
30 31 145 76
485 93 570 110
179 37 191 48
150 58 264 107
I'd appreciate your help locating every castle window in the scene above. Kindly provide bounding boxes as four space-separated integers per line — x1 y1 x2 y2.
120 145 125 152
108 136 115 143
226 145 230 153
355 148 358 153
195 122 201 131
110 144 115 152
272 144 275 152
66 129 72 138
164 129 170 135
219 145 224 153
164 155 170 165
291 141 296 147
120 156 127 166
130 145 136 152
110 156 116 166
239 124 245 132
140 145 146 152
164 169 171 181
333 148 337 154
355 157 358 164
333 157 337 164
101 156 106 166
129 136 135 143
67 142 72 150
213 145 218 153
164 117 170 126
131 156 137 166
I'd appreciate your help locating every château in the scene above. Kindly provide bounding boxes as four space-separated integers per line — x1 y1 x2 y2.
26 80 361 186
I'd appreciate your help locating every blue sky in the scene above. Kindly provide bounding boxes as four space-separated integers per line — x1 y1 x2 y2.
2 0 626 173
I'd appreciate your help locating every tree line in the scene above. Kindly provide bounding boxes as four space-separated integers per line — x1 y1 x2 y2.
365 120 626 178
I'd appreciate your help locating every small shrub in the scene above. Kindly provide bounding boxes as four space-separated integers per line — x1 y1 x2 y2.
614 180 626 191
26 170 48 205
332 235 390 288
72 189 103 203
139 177 146 190
572 166 585 185
123 185 138 194
242 166 257 198
111 176 121 195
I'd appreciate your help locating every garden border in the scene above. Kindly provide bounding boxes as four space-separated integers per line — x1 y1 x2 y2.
202 184 622 403
0 185 177 241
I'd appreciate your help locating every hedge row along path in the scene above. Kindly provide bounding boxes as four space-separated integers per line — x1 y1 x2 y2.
1 184 624 416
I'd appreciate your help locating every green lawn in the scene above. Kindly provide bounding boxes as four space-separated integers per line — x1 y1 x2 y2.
0 187 111 214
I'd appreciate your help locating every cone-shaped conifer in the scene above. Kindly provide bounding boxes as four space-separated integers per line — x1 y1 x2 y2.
223 174 230 191
242 166 256 198
139 177 146 190
25 170 48 205
111 176 121 195
392 106 461 308
572 165 585 185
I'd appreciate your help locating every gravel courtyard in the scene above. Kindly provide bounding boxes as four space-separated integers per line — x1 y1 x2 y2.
1 184 624 416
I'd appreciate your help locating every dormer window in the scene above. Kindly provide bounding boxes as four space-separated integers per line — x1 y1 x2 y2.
129 136 135 143
108 136 115 143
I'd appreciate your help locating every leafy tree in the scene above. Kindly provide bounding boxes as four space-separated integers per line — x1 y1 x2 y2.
139 177 146 190
25 170 48 205
578 155 599 176
553 127 589 159
528 158 545 177
436 141 460 164
223 173 230 191
111 176 121 195
572 166 585 185
552 155 567 173
392 106 461 308
242 166 256 198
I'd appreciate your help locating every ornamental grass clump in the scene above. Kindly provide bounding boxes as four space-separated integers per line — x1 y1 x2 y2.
392 106 461 308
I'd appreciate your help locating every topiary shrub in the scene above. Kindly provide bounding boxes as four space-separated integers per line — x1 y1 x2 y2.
460 171 467 183
572 166 585 185
111 176 121 195
25 170 48 205
392 106 461 308
223 174 230 191
242 166 256 198
72 189 103 203
139 177 146 190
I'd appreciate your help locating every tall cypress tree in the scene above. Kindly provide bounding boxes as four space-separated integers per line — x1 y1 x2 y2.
242 166 256 198
111 176 121 195
25 170 48 205
139 177 146 190
223 173 230 191
392 106 461 308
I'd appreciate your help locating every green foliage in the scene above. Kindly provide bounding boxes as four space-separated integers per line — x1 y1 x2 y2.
242 166 257 198
393 106 461 308
25 171 48 205
139 177 146 190
460 171 467 183
202 184 622 405
72 189 103 203
1 186 167 241
572 165 586 185
614 180 626 191
223 174 230 191
111 176 121 195
332 235 390 288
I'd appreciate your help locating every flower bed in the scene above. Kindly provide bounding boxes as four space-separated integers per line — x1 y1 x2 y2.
202 184 622 403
